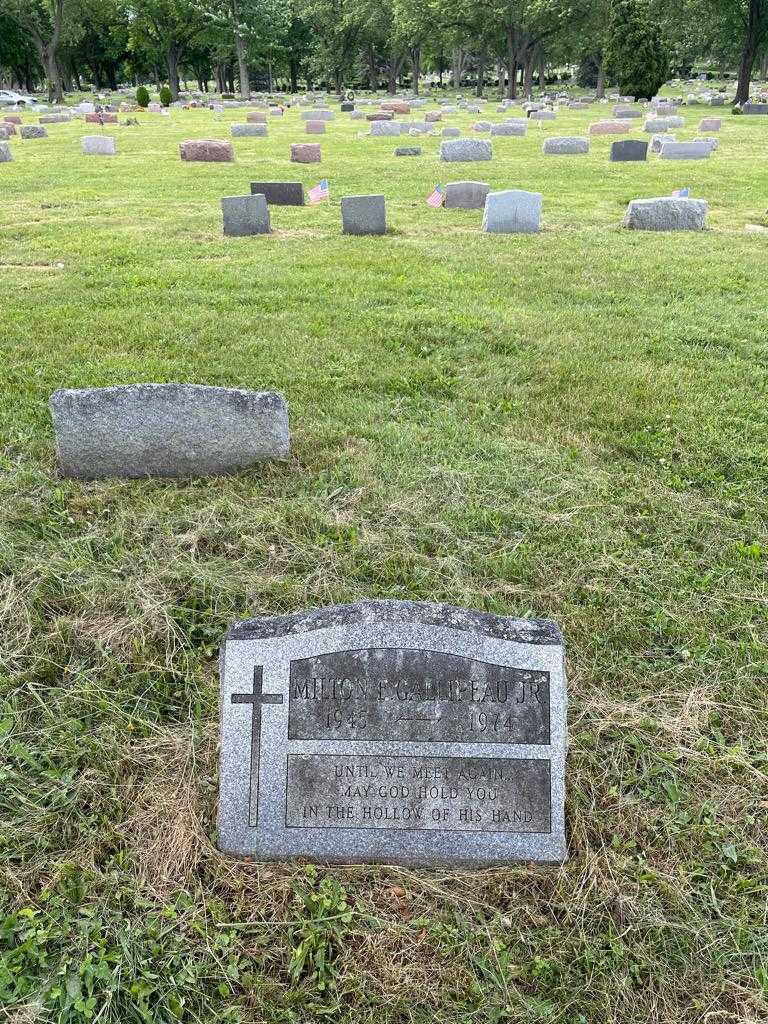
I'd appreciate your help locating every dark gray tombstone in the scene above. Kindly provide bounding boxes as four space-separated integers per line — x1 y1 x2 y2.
217 599 568 866
341 194 386 235
610 139 648 162
249 181 305 206
221 194 271 236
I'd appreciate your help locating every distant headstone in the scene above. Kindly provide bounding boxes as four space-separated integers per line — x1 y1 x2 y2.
473 120 492 132
0 141 12 162
81 135 116 155
482 189 541 234
247 111 268 123
440 139 492 162
370 121 402 137
305 120 326 133
180 139 235 162
217 599 568 866
341 194 386 235
644 117 673 132
49 384 289 479
444 180 490 209
395 146 421 156
613 107 641 118
530 110 556 120
610 139 648 162
742 102 768 114
543 136 589 154
589 119 632 135
650 133 676 153
659 141 711 160
491 120 527 136
698 117 721 131
222 193 271 236
231 123 268 137
249 181 305 205
340 102 354 112
442 126 461 137
85 112 118 124
3 115 22 125
20 126 48 139
40 114 70 124
291 143 321 163
623 197 708 231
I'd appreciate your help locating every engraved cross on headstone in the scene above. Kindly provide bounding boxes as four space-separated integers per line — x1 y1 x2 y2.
231 666 284 826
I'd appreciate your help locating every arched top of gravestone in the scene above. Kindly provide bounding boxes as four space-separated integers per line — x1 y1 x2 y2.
226 599 562 645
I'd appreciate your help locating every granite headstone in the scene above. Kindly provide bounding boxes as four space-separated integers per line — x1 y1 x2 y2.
49 384 289 478
218 599 567 866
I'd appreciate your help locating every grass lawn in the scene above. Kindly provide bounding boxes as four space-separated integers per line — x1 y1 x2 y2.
1 92 767 1024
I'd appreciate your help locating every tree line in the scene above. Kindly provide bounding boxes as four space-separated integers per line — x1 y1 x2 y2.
0 0 766 108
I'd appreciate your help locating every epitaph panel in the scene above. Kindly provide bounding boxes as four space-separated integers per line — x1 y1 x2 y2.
218 600 567 865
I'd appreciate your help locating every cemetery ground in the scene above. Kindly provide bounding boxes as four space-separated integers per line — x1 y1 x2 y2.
1 96 767 1023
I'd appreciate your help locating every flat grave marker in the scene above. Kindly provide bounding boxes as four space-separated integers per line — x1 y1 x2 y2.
218 599 567 866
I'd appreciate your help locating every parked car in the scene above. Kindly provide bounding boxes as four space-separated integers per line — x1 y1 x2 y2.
0 90 38 106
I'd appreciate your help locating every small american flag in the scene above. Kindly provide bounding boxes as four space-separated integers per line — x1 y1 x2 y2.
672 187 690 198
426 184 444 207
309 179 329 203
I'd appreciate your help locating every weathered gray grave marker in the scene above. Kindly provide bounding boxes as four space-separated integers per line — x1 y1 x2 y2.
49 384 289 478
218 599 567 866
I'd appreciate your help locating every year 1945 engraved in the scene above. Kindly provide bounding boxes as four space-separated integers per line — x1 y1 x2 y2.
325 708 367 730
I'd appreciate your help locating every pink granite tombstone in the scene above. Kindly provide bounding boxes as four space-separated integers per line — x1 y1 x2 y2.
179 139 235 162
290 142 321 163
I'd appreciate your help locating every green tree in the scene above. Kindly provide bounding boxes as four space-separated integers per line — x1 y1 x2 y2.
0 11 42 91
126 0 209 99
0 0 75 101
605 0 670 98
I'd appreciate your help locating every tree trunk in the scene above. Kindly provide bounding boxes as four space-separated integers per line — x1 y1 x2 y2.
411 45 421 94
387 55 403 94
289 59 299 92
268 60 274 93
452 48 463 89
167 42 181 100
735 0 761 104
437 50 444 88
596 55 605 98
476 46 486 97
367 44 377 91
538 51 546 92
523 51 534 98
505 29 515 99
234 29 249 98
44 48 63 102
761 51 767 79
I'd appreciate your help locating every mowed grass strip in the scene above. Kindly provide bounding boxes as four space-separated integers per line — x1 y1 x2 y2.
0 95 767 1024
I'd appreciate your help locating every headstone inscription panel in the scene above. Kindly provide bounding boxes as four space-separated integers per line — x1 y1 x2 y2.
218 600 567 865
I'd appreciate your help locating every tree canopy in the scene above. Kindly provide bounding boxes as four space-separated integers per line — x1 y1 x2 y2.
0 0 765 100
